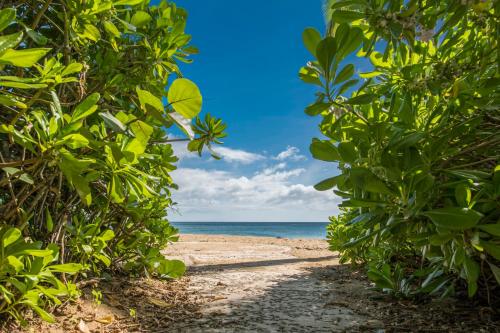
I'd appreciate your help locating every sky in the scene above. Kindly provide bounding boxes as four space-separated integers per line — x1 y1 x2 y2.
160 0 342 222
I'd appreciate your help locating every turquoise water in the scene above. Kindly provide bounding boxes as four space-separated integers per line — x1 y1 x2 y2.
170 222 329 239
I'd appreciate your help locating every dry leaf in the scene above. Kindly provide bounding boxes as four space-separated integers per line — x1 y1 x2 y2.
96 314 115 324
77 319 90 333
148 297 173 308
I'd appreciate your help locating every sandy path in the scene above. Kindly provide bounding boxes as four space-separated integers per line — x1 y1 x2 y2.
163 235 372 332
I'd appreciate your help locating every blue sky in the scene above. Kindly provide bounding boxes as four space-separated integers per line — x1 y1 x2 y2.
162 0 342 222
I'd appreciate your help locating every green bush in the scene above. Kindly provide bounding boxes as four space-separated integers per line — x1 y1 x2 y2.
0 0 225 323
302 0 499 302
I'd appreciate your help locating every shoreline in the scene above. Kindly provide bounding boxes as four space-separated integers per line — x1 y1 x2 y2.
180 232 327 240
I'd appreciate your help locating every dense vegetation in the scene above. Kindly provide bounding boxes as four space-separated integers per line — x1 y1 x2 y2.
301 0 499 305
0 0 225 324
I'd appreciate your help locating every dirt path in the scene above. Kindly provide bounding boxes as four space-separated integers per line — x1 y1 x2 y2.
25 234 498 332
163 235 377 332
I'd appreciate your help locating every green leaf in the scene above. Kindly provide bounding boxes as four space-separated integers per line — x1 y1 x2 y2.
31 305 56 323
330 0 368 11
6 255 24 272
159 259 186 278
0 32 23 54
2 228 21 247
331 10 365 23
167 78 203 119
302 27 322 56
422 207 483 230
346 94 376 105
338 79 359 95
0 8 16 32
99 111 127 133
478 224 500 236
104 21 121 38
61 134 90 149
337 141 357 163
71 93 100 122
45 208 53 232
0 48 51 67
49 263 83 273
334 64 354 85
61 62 83 76
114 0 144 5
316 37 336 75
2 167 34 184
463 257 479 297
314 175 343 191
81 24 101 42
25 28 48 45
455 184 471 207
137 88 163 112
360 71 383 78
482 241 500 260
305 102 330 116
310 140 340 162
0 80 47 89
337 27 363 61
131 11 152 28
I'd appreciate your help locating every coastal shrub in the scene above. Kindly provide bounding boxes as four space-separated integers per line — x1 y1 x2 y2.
0 0 225 323
302 0 499 304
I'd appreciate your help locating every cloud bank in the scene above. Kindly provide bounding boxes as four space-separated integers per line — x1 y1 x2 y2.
169 159 340 222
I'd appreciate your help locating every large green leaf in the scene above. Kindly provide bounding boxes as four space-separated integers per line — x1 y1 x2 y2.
310 140 340 162
315 37 336 75
422 207 483 230
0 48 51 67
137 87 163 112
71 93 100 122
0 31 23 54
131 11 152 28
0 8 16 32
314 175 343 191
158 259 186 278
2 228 21 247
331 10 365 23
337 141 357 163
482 241 500 261
49 263 83 273
334 64 354 85
167 78 202 119
478 224 500 236
346 94 376 105
302 27 322 56
99 111 127 133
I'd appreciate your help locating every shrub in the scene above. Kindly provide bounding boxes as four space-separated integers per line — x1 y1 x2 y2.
302 0 500 303
0 0 225 323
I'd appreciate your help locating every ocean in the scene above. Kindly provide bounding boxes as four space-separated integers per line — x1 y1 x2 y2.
170 222 330 239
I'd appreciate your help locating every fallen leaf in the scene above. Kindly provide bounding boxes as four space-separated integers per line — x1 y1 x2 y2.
78 319 90 333
148 297 174 308
96 314 114 324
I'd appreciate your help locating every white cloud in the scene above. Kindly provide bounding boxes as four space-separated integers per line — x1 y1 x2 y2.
274 146 307 161
169 163 340 222
212 147 265 164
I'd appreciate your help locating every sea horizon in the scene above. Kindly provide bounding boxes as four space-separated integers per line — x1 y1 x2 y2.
171 221 330 239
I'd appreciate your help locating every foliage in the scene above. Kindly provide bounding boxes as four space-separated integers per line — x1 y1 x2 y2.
0 227 82 324
0 0 225 323
302 0 500 303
